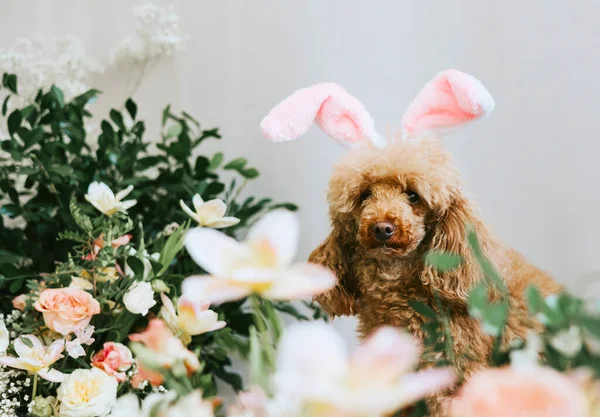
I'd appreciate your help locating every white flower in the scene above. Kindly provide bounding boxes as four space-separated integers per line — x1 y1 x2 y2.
160 293 226 345
182 210 335 304
108 392 174 417
274 322 456 417
165 391 214 417
550 326 583 358
66 326 95 359
510 330 544 368
125 248 160 280
163 222 180 236
0 335 64 382
123 282 156 316
180 194 240 228
85 182 137 216
111 3 187 66
57 368 117 417
0 320 8 354
69 276 94 291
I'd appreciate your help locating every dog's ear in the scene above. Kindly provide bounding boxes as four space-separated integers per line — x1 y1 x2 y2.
309 224 359 316
261 83 386 148
402 69 495 138
423 198 503 304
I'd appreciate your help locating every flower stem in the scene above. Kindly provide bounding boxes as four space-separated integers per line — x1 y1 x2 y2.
32 373 38 399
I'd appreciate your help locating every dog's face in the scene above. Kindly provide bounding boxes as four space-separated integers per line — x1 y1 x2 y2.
327 137 462 257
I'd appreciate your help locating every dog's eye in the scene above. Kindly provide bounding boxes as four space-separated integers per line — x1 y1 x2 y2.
359 189 371 203
406 190 420 203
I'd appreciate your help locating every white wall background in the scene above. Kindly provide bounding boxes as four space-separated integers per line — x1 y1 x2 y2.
2 1 600 345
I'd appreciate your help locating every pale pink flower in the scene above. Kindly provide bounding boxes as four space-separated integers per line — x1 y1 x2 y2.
129 319 200 387
92 342 133 382
182 210 335 304
12 294 28 311
65 325 95 358
82 233 132 260
451 366 588 417
0 335 64 382
34 288 100 335
275 322 455 417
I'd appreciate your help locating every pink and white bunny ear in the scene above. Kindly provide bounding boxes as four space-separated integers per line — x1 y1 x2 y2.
261 83 386 148
402 69 495 138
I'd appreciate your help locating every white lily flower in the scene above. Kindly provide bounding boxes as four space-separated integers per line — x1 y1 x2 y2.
85 181 137 216
182 210 335 304
160 293 226 345
0 320 8 354
0 335 65 382
274 322 456 417
66 325 95 359
180 194 240 228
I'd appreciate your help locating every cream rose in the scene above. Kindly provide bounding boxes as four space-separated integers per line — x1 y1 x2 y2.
123 282 156 316
0 320 9 353
57 368 117 417
34 288 100 335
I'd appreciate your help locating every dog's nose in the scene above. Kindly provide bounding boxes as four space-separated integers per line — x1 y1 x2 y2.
373 222 396 241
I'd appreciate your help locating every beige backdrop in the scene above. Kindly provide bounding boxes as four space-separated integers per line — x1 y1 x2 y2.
2 1 600 347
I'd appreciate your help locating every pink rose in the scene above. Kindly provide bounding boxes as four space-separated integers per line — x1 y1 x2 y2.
451 366 588 417
12 294 29 311
92 342 133 382
34 288 100 335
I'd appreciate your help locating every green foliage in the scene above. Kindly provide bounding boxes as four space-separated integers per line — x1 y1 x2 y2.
419 224 600 382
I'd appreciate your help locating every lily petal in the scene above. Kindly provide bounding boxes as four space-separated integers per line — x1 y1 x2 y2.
350 327 421 383
120 199 137 211
185 228 251 277
196 199 227 224
115 185 134 201
192 194 205 212
37 367 65 383
398 368 456 407
183 309 226 335
182 276 251 305
206 217 240 229
180 200 202 224
0 357 35 372
246 210 299 269
262 263 335 300
46 340 65 363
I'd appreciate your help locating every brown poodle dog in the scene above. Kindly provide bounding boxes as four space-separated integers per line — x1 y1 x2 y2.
309 137 560 414
261 70 561 416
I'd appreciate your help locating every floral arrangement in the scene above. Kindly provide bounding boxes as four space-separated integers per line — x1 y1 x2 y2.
1 2 600 416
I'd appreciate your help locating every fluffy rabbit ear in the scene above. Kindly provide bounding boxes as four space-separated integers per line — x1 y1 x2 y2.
402 69 495 138
261 83 386 148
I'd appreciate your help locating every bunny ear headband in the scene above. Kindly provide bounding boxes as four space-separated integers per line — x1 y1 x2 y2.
260 69 495 148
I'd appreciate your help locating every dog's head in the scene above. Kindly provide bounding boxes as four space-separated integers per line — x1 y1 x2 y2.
328 137 462 257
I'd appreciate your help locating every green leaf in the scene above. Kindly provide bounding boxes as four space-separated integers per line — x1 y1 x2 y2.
69 197 93 233
241 168 260 179
580 316 600 338
162 104 172 126
2 73 17 93
125 98 137 120
409 300 437 320
224 158 248 171
425 251 463 272
50 85 65 108
2 95 10 116
166 121 183 138
126 257 146 279
7 110 22 137
525 285 544 315
20 336 33 348
210 152 224 170
110 109 126 131
1 203 21 218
